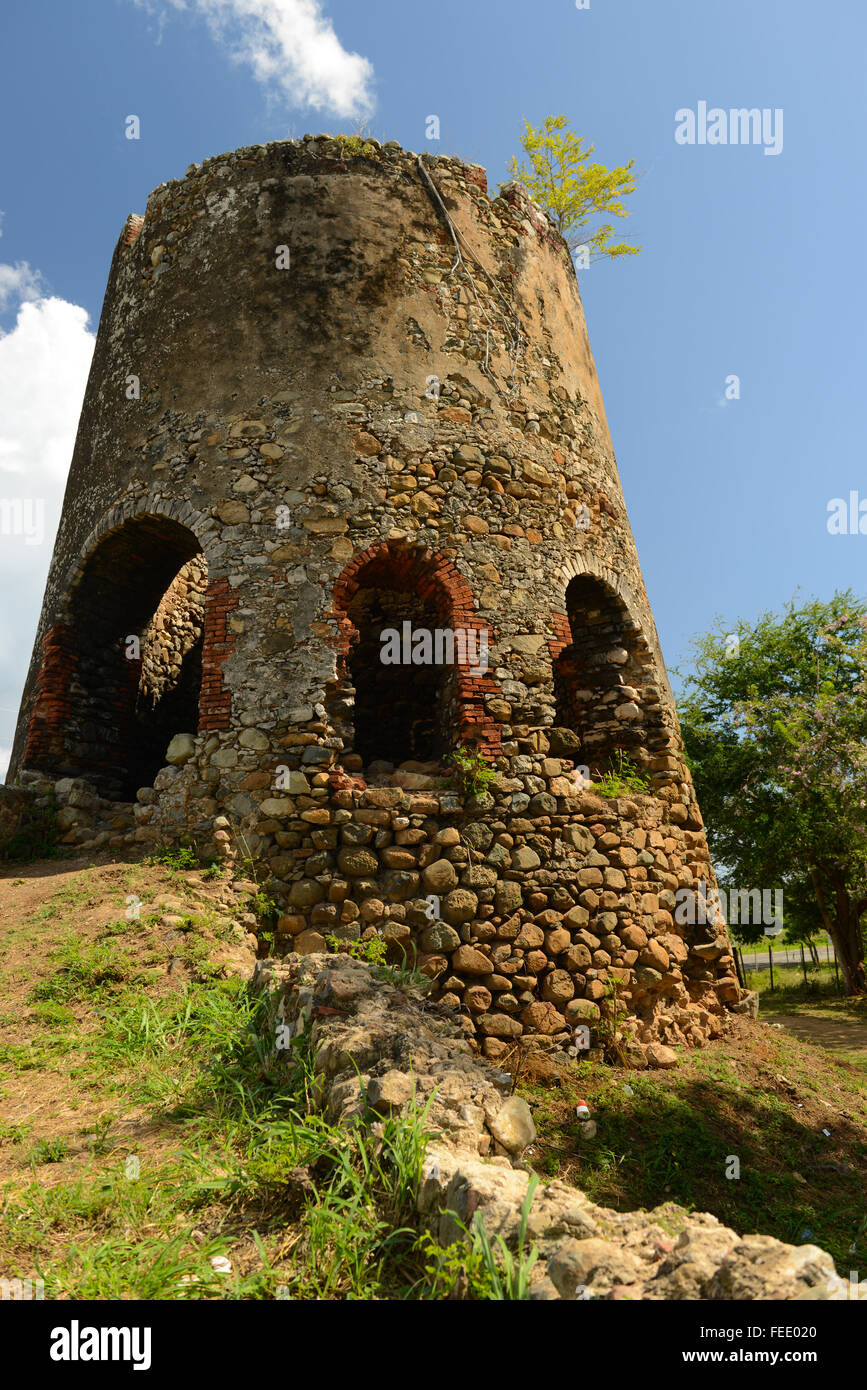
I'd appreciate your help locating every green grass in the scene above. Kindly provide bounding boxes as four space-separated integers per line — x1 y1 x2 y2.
149 846 200 872
98 917 141 939
0 970 461 1300
0 1120 32 1146
18 855 862 1299
518 1043 867 1277
745 964 866 1017
0 1034 74 1073
28 935 139 1006
746 961 838 993
27 1136 69 1165
27 1000 76 1027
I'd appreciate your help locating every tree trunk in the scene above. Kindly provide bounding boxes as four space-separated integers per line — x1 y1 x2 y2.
809 865 867 996
834 906 867 996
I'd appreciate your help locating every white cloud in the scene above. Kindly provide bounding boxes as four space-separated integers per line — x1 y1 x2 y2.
0 748 9 780
0 289 95 774
0 261 45 312
138 0 375 118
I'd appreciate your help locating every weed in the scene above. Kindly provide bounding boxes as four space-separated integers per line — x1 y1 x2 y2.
0 1119 30 1146
98 918 136 939
372 941 434 994
28 1136 69 1165
595 976 632 1065
412 1230 496 1299
28 1000 75 1027
469 1173 540 1298
416 1174 541 1299
248 889 278 923
590 751 650 798
24 903 55 925
150 845 199 872
29 936 134 1005
326 934 389 968
444 746 498 798
332 132 377 158
85 1115 115 1158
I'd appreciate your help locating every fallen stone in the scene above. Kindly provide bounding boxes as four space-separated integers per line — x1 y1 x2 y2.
488 1097 536 1154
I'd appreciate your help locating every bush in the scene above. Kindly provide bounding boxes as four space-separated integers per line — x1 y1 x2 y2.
2 798 60 862
444 747 497 798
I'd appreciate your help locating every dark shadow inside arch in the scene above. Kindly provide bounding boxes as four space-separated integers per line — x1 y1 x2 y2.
327 549 459 769
51 515 206 801
347 589 449 766
553 574 660 777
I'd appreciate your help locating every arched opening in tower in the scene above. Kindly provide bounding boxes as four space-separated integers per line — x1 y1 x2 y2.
347 588 454 766
28 516 206 801
553 575 659 779
328 547 461 769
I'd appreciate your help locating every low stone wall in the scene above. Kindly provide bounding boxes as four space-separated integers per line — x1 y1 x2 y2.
10 771 136 855
256 953 855 1301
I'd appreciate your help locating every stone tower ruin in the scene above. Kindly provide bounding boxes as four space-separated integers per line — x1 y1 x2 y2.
8 135 743 1060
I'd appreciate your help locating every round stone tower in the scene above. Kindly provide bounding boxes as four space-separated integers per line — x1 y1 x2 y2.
9 135 744 1059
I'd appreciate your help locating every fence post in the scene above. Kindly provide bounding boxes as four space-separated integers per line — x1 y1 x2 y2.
769 943 775 992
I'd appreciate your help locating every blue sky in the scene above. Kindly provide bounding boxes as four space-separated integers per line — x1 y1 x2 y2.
1 0 865 772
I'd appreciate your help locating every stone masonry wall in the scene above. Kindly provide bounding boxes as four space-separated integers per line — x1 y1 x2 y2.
138 556 206 722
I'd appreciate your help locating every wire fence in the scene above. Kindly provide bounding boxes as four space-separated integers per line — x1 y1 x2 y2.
733 940 843 994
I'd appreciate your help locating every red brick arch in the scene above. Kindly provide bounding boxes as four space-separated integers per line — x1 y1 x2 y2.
328 541 502 756
22 513 235 799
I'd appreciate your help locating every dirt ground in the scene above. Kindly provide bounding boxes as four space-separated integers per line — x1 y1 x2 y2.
0 850 258 1189
770 1012 867 1059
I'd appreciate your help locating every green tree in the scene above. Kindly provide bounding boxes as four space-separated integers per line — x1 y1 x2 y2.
677 592 867 995
506 115 640 262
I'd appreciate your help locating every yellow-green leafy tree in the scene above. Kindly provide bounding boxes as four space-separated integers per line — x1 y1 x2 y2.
507 115 641 263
